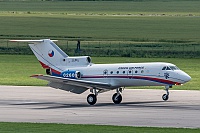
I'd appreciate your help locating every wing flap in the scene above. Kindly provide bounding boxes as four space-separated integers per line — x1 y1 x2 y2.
31 75 112 93
48 82 88 94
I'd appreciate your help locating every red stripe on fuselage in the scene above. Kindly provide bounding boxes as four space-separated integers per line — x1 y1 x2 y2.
82 75 180 85
133 76 176 85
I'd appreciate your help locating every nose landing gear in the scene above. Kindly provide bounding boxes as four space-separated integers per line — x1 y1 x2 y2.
162 93 169 101
162 85 171 101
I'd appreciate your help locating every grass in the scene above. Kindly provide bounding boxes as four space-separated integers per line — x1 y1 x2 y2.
0 55 46 86
0 122 199 133
0 1 200 42
0 55 199 90
1 14 200 42
2 40 200 58
1 1 200 58
0 1 200 15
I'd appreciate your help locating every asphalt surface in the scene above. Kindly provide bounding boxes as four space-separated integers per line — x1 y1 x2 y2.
0 86 199 128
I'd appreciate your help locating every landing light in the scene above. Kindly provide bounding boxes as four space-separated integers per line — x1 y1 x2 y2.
175 83 182 85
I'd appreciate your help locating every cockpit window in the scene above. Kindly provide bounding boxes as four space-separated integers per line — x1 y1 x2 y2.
169 66 176 70
175 66 180 70
166 66 171 70
169 66 180 70
162 65 180 71
162 66 166 70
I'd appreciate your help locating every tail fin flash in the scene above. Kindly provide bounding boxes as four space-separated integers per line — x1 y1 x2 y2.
10 39 68 72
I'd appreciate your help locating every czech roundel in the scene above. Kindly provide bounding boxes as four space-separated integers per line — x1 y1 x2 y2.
48 50 54 57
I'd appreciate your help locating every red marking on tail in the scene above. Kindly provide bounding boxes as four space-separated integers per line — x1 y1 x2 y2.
39 61 49 69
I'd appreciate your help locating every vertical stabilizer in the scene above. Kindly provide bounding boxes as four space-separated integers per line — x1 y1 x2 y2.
10 39 68 73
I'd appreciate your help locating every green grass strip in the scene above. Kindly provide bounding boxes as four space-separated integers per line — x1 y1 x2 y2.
0 122 199 133
0 55 199 90
0 1 200 42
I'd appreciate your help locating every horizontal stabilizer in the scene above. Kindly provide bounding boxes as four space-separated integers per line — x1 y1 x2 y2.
10 39 58 43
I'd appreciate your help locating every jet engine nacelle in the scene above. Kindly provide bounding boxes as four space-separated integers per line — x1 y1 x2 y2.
61 71 81 79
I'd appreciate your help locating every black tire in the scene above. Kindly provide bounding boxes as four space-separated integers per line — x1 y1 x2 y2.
87 94 97 105
112 93 122 104
162 94 169 101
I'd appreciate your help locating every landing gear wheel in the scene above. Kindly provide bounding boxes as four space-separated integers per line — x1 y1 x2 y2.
112 93 122 104
87 94 97 105
162 94 169 101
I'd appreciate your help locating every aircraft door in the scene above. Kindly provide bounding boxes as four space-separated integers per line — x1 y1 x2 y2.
127 69 133 79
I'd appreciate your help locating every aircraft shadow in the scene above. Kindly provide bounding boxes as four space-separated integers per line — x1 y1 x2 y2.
9 100 200 111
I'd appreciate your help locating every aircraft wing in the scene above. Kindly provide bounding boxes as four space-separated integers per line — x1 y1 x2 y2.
31 75 112 94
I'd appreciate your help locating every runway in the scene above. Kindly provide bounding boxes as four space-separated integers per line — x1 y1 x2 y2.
0 86 199 128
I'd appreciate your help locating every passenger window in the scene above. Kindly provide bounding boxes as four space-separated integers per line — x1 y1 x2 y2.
103 70 108 74
110 71 113 74
123 71 125 74
116 71 119 74
141 70 144 73
129 70 132 73
135 70 138 73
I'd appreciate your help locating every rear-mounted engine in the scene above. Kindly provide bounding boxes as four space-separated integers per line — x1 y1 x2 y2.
61 71 81 79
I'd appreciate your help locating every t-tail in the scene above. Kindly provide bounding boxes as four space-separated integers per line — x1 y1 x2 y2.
10 39 92 75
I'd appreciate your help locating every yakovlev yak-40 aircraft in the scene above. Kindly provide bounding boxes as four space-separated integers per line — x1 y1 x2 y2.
11 39 191 105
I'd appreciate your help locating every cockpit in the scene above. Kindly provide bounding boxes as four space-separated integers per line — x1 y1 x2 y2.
162 66 180 71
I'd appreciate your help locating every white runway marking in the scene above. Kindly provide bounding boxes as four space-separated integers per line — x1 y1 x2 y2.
0 86 199 128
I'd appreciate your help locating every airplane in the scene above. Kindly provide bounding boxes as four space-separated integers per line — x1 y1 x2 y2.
10 39 191 105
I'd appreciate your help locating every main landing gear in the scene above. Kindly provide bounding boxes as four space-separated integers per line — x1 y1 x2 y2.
162 85 172 101
87 88 123 105
112 88 123 104
87 94 97 105
87 88 98 105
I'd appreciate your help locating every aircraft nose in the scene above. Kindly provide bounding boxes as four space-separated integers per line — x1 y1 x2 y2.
181 71 191 83
184 74 191 82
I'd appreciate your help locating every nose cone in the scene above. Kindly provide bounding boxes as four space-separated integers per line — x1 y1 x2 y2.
180 71 191 83
184 74 191 82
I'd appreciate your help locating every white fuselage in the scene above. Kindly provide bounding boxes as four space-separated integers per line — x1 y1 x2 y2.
60 62 191 89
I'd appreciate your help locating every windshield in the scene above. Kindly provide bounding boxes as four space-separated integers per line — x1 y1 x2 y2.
162 66 180 70
169 66 178 70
